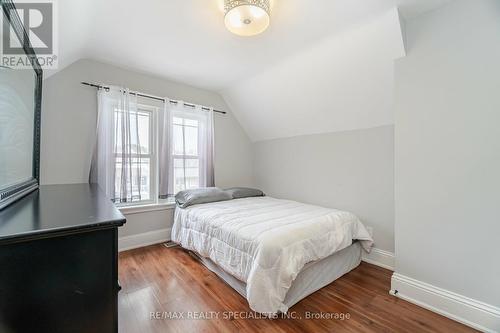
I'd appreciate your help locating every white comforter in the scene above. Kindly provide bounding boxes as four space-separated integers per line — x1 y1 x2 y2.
171 196 373 314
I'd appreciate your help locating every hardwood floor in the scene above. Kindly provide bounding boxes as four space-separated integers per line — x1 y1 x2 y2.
118 244 477 333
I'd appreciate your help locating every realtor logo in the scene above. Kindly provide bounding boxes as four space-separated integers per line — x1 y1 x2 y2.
1 0 58 69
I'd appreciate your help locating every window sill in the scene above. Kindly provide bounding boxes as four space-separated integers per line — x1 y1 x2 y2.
118 200 176 215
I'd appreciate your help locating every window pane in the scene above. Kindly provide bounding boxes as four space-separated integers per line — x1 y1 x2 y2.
173 158 185 194
129 112 139 154
138 158 151 200
184 126 198 156
185 118 198 127
185 159 198 168
173 158 183 168
173 124 184 155
114 157 151 202
185 159 199 190
173 158 199 193
114 109 151 154
114 110 122 153
172 118 199 156
171 116 200 194
137 111 150 154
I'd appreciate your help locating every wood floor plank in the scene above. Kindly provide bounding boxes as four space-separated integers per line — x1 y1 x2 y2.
118 244 478 333
118 292 143 333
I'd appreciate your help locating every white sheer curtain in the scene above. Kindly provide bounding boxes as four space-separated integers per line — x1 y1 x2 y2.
89 86 144 203
158 101 215 198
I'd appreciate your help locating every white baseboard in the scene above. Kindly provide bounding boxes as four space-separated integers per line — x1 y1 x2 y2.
362 247 395 270
391 273 500 333
119 228 171 252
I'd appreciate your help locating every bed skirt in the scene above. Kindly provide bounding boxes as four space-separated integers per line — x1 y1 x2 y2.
189 242 362 311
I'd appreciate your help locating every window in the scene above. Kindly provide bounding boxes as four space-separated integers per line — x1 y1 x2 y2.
111 105 206 205
172 116 200 194
91 87 214 207
112 104 157 205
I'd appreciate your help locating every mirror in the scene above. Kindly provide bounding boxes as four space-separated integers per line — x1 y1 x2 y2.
0 0 42 209
0 68 36 188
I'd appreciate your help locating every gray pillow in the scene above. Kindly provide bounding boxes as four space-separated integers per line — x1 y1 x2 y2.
224 187 265 199
175 187 232 208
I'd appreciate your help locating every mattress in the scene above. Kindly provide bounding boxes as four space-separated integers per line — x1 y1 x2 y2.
172 196 373 314
191 241 362 310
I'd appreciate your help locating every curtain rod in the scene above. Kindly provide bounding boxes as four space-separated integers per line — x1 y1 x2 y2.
80 81 226 115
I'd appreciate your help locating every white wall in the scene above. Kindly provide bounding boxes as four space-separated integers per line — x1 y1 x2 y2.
394 0 500 326
41 59 254 237
254 125 394 253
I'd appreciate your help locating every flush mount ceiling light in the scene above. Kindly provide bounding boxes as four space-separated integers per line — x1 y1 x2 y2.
224 0 270 36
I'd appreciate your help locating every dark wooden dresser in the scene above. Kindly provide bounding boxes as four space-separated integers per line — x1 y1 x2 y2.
0 184 126 333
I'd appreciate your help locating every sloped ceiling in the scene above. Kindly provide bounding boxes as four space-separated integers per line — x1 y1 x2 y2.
223 8 405 141
52 0 454 141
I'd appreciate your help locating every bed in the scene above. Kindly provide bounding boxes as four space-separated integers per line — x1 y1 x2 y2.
171 196 373 315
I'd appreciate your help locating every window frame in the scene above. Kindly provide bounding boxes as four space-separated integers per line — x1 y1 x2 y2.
171 114 203 194
112 102 207 208
113 103 158 207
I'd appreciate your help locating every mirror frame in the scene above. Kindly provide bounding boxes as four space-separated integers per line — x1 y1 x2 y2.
0 0 42 210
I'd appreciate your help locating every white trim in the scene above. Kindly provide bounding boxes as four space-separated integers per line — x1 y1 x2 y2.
119 228 172 252
391 273 500 333
119 202 175 215
362 247 395 270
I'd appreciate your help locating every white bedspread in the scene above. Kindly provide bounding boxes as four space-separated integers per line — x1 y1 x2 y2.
171 196 373 314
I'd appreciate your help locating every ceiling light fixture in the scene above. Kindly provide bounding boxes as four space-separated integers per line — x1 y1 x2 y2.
224 0 270 37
